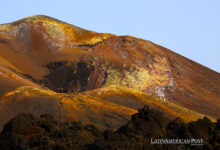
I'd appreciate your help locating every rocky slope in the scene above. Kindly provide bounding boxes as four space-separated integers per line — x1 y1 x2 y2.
0 15 219 131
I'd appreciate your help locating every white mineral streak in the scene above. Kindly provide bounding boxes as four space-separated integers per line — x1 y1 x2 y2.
155 86 166 100
154 66 176 101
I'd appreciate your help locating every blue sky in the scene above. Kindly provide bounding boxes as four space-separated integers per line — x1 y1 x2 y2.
0 0 219 72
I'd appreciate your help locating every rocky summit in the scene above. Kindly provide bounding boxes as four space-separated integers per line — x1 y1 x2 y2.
0 15 219 149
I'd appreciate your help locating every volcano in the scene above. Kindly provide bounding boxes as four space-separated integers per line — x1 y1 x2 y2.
0 15 219 132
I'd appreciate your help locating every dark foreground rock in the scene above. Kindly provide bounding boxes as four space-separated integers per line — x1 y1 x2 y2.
0 105 219 150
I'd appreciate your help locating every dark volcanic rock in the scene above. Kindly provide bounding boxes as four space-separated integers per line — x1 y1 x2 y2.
0 105 219 150
117 105 169 137
40 61 107 93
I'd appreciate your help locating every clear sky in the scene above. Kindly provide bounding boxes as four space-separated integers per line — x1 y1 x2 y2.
0 0 219 72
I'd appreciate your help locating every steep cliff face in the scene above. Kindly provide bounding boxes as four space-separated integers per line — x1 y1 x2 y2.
0 15 219 130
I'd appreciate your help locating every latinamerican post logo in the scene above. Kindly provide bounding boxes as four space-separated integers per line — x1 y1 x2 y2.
151 138 203 145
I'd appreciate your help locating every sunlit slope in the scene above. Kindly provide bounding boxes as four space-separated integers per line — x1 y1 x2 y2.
0 86 214 131
84 86 215 122
0 86 136 131
0 56 40 95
